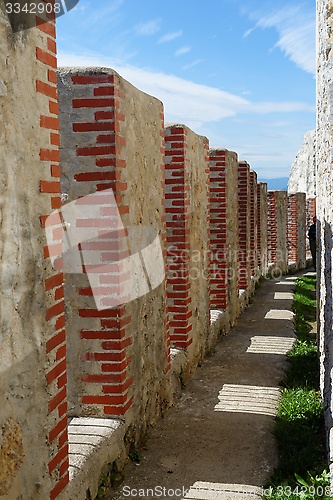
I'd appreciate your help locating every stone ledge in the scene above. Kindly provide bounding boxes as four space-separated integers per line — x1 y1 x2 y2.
60 417 126 500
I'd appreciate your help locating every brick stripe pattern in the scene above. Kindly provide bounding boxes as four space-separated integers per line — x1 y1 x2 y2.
267 192 278 265
249 171 258 276
35 10 69 500
209 149 228 309
238 162 251 290
307 197 317 225
160 116 171 373
65 73 134 417
257 182 268 275
287 194 298 264
165 126 193 348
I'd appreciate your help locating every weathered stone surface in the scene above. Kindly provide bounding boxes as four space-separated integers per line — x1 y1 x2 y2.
58 68 171 435
0 13 56 500
316 0 333 482
288 130 316 197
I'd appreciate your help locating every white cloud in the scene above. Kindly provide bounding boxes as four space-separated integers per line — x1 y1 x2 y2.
246 3 315 74
58 51 315 126
182 59 202 71
175 46 191 56
158 31 182 43
243 27 255 38
135 18 161 36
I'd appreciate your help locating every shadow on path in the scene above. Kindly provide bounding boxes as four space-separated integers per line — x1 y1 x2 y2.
110 271 311 500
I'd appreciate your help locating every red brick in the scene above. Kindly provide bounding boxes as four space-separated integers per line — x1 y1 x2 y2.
76 146 116 156
82 394 128 405
36 80 57 100
50 473 69 500
73 122 116 133
48 444 69 473
36 17 56 37
47 38 57 54
73 98 114 108
49 101 59 115
48 387 66 413
49 415 68 443
94 87 114 96
50 134 61 147
72 75 116 85
40 180 60 193
40 115 59 130
46 300 64 321
48 69 57 84
40 148 60 162
47 359 66 385
46 329 66 354
45 273 63 291
56 344 66 361
51 197 62 209
36 47 57 68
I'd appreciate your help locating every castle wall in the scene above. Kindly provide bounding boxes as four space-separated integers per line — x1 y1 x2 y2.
165 124 210 372
0 12 68 500
58 68 170 436
317 0 333 481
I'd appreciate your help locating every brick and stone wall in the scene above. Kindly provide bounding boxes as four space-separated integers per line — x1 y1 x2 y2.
238 161 251 290
58 68 171 437
287 193 307 270
165 124 210 369
257 182 268 276
209 149 239 325
0 10 68 500
267 191 288 275
0 10 318 495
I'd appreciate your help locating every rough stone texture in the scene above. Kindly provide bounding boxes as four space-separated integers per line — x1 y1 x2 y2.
288 130 316 197
287 193 307 271
165 124 210 371
165 124 209 371
58 68 171 436
267 191 288 275
209 149 239 328
317 0 333 481
258 183 268 276
0 13 59 500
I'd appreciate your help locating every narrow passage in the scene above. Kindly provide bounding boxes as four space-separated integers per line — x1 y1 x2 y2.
110 271 311 500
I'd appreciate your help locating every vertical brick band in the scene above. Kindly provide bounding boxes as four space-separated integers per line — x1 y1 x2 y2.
165 126 193 348
209 149 228 309
238 162 251 290
36 13 69 500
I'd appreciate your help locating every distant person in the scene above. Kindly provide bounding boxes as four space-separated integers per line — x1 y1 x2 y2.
308 216 317 271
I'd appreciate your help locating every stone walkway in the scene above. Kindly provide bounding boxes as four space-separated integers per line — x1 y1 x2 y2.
110 271 311 500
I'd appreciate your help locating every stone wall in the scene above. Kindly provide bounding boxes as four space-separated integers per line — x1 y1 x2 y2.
317 0 333 481
165 124 210 371
257 182 268 275
0 13 318 496
209 149 239 325
288 130 316 197
58 68 170 436
267 191 288 275
287 193 307 271
0 11 68 500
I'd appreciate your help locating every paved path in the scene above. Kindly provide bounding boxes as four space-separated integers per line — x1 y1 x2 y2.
110 272 311 500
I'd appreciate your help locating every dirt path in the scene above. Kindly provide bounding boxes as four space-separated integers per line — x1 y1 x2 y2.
109 272 308 500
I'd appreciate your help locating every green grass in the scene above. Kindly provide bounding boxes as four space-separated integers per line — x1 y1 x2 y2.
265 274 331 499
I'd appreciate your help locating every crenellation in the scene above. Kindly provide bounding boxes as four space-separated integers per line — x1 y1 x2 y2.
0 12 319 500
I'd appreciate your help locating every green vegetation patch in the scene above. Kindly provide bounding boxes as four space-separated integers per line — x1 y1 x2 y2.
265 275 331 499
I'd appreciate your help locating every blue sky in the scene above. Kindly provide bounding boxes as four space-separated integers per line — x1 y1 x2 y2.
57 0 316 181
